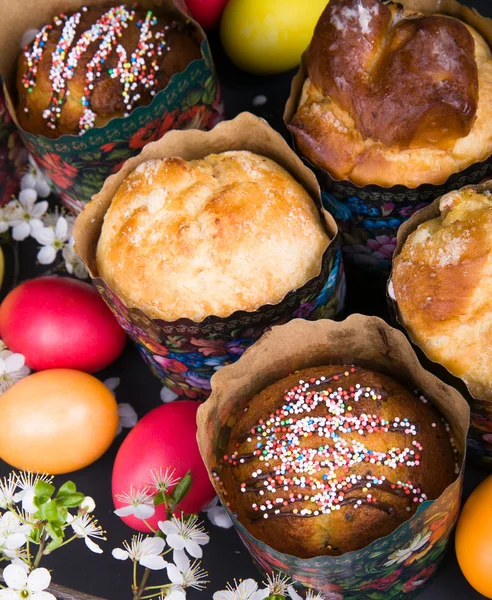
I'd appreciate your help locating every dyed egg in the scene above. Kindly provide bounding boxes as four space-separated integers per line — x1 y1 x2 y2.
0 276 126 372
456 475 492 598
185 0 229 29
221 0 327 75
0 369 119 474
113 401 215 532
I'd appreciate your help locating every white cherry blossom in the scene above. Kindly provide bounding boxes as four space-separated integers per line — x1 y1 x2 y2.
13 473 53 514
112 534 167 570
158 515 209 558
34 216 69 264
114 486 155 520
69 514 105 554
0 565 55 599
9 189 48 241
0 351 30 394
213 579 268 600
21 155 51 198
62 236 88 279
166 551 208 595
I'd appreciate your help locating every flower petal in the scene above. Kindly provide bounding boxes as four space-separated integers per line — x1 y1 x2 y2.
4 353 25 373
206 506 233 529
3 563 28 589
80 496 96 513
104 377 121 393
139 554 168 570
134 503 155 520
31 202 49 218
166 589 186 600
37 245 57 265
112 548 129 560
0 589 19 599
6 533 27 550
85 537 103 554
12 221 30 241
19 188 37 208
173 549 189 572
166 564 184 585
55 217 68 240
33 226 55 246
184 539 202 558
141 536 165 555
22 489 38 514
160 387 178 403
27 568 51 592
158 520 178 536
114 505 135 517
166 533 186 551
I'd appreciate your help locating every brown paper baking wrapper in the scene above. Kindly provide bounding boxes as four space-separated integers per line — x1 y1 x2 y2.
388 180 492 469
284 0 492 275
0 0 223 214
73 112 345 400
196 316 469 599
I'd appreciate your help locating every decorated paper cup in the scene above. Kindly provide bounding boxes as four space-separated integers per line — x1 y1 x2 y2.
0 0 223 214
0 87 26 205
388 181 492 469
74 113 346 400
197 316 469 599
284 0 492 273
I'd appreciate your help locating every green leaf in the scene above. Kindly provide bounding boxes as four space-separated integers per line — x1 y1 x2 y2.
56 492 85 508
56 481 77 497
171 471 192 506
154 492 166 506
36 500 59 522
265 596 286 600
45 538 63 554
34 480 55 502
45 522 64 542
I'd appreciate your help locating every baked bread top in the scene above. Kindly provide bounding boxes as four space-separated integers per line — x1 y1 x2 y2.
96 150 330 322
289 0 492 187
17 4 201 137
219 365 458 557
392 183 492 400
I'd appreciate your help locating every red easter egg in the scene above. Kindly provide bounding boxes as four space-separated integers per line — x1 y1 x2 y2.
0 276 126 372
185 0 229 29
112 401 215 532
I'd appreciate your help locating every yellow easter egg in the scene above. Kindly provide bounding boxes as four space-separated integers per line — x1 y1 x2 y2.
221 0 328 75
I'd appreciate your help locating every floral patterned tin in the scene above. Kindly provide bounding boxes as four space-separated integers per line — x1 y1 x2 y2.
0 88 27 206
0 0 223 214
284 0 492 273
388 185 492 470
74 113 346 400
197 316 469 599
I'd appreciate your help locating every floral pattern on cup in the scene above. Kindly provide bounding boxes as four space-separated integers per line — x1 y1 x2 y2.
468 399 492 468
94 247 345 400
321 191 429 272
227 477 461 600
8 41 223 215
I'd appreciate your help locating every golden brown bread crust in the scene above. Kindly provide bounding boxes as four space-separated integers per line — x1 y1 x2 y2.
392 184 492 401
219 365 458 558
17 4 201 138
96 150 329 322
288 0 492 187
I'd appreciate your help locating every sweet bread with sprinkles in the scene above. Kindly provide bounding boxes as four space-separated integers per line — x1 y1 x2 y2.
17 4 201 138
217 365 459 557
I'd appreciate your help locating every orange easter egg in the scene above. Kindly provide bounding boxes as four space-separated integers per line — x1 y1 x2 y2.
455 475 492 598
0 369 118 474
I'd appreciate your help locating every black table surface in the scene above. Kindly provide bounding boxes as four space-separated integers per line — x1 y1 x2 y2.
1 1 491 598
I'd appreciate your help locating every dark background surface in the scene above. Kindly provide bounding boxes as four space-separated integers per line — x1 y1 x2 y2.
1 0 492 598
